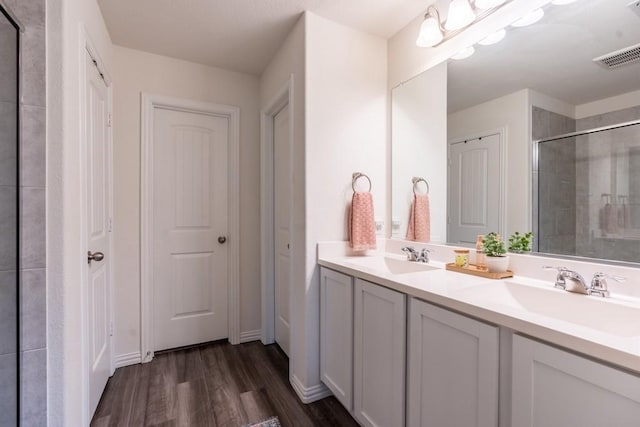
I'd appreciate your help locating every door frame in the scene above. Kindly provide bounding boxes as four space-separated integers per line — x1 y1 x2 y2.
260 76 294 345
79 28 114 423
447 128 507 241
141 94 240 361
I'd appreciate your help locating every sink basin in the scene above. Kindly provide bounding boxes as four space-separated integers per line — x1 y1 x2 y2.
344 256 438 275
457 280 640 337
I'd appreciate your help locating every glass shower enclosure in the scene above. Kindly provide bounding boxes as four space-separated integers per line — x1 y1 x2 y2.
0 3 20 425
535 120 640 264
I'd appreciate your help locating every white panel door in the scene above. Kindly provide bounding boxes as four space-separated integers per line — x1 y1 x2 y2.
512 335 640 427
407 298 499 427
448 133 501 244
320 268 353 411
85 54 111 417
354 279 406 427
153 108 229 351
274 104 291 356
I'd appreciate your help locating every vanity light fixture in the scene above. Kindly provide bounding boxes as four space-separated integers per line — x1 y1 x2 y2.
511 8 544 27
415 0 512 48
478 28 506 45
451 46 475 60
416 6 444 47
445 0 476 30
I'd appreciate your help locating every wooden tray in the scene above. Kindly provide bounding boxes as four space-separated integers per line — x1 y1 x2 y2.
445 263 513 279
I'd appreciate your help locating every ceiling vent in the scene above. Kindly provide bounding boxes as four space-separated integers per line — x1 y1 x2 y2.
593 42 640 69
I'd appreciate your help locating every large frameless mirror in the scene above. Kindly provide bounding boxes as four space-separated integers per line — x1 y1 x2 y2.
0 3 20 425
391 0 640 266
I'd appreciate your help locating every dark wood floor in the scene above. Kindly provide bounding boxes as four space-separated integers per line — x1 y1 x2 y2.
91 340 359 427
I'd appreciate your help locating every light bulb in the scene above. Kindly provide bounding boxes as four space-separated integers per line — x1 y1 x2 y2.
445 0 476 31
511 8 544 27
451 46 475 60
416 14 444 47
478 28 506 46
474 0 506 9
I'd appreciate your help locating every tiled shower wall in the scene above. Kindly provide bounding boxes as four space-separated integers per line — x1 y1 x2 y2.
0 7 19 426
4 0 47 424
533 106 576 255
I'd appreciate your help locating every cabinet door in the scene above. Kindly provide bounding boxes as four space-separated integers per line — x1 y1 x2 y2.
354 279 406 427
512 335 640 427
320 267 354 410
407 298 499 427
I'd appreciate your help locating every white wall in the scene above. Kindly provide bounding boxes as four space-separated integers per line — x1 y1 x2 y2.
391 63 447 242
47 0 114 425
111 46 262 361
448 89 530 235
301 12 388 396
576 89 640 119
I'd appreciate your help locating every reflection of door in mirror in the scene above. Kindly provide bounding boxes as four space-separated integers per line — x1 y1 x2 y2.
448 133 501 244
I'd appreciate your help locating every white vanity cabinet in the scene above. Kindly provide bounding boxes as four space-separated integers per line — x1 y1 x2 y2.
512 335 640 427
319 267 354 410
353 278 406 427
407 298 500 427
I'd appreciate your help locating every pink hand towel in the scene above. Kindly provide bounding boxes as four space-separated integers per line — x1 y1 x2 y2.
350 191 377 251
406 194 431 242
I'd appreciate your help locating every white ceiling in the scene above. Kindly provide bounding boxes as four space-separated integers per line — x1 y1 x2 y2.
447 0 640 113
97 0 427 75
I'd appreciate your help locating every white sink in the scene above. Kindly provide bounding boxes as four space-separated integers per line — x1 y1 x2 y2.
457 280 640 338
343 256 439 275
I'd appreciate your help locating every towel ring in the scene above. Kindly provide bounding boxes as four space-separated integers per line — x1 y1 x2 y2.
352 172 372 192
412 177 429 195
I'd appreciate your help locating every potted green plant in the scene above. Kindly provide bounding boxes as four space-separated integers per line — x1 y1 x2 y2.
482 232 509 273
508 231 533 253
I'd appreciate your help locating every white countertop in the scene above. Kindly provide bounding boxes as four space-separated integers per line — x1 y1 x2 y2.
318 242 640 374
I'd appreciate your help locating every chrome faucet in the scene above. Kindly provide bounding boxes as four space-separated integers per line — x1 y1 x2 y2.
543 267 625 298
402 247 431 263
589 272 625 298
543 266 589 294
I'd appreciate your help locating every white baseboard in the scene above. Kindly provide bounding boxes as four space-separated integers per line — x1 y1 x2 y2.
290 374 332 403
114 351 142 368
240 329 262 343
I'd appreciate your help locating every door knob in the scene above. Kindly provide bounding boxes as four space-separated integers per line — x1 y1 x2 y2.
87 251 105 264
218 236 227 244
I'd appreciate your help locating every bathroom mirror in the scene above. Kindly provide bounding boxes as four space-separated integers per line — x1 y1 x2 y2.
391 0 640 264
0 4 20 425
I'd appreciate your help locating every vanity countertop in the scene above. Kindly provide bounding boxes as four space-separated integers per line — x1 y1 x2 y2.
318 250 640 374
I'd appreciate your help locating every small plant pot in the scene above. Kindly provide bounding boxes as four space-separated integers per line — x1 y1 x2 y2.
485 255 510 273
